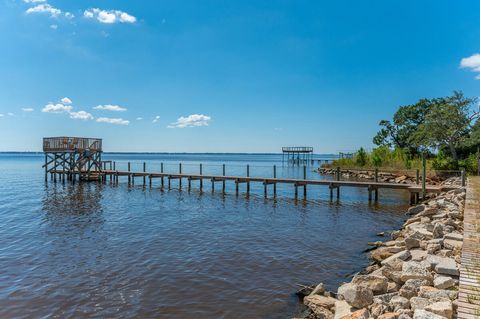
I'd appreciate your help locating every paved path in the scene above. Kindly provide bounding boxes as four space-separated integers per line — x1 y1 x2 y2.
458 177 480 319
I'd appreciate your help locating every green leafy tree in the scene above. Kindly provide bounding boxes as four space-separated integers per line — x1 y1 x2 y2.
412 91 478 161
373 98 434 154
356 147 368 166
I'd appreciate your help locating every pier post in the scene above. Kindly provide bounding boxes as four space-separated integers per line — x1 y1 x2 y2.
246 165 250 197
235 179 239 196
200 163 203 192
179 163 182 190
461 168 466 187
264 181 267 198
44 154 48 182
416 169 419 185
368 185 372 201
212 178 215 193
422 154 426 199
336 167 341 181
294 184 298 200
143 162 146 186
188 178 191 192
128 162 131 185
222 164 226 194
273 165 277 197
303 165 307 199
161 162 164 191
168 176 171 190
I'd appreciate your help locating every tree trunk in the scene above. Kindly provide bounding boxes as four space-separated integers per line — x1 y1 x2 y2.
448 142 458 161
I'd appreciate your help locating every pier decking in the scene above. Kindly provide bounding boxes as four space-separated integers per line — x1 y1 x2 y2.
46 166 459 203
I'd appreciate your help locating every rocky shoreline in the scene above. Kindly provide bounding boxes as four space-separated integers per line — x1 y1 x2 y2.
295 183 465 319
317 168 445 185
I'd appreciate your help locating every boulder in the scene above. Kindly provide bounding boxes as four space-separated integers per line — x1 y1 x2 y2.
432 224 444 239
304 295 337 310
405 236 421 250
339 308 369 319
371 247 396 263
407 205 425 216
443 239 462 250
433 276 455 290
390 296 410 312
424 301 453 319
410 297 430 311
444 233 463 242
399 279 431 299
338 283 374 309
381 251 411 269
413 309 447 319
410 249 427 262
352 275 388 295
418 286 457 301
310 283 326 296
382 267 403 284
401 261 433 282
334 300 354 319
378 312 399 319
434 259 459 276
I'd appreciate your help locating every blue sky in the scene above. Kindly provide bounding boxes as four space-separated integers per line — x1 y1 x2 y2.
1 0 480 152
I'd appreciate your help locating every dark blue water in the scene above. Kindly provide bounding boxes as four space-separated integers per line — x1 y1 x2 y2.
0 153 409 319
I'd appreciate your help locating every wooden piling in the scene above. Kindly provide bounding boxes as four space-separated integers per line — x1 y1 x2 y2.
222 164 226 194
200 163 203 192
143 162 146 186
161 163 164 190
273 165 277 197
128 162 131 185
246 165 250 196
179 163 182 190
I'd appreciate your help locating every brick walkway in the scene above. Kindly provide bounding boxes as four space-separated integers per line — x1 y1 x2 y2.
457 177 480 319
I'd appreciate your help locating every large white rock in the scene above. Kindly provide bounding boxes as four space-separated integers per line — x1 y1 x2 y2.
433 276 455 289
424 301 453 319
352 274 388 295
304 294 337 310
410 297 430 311
334 300 354 319
381 250 411 269
391 295 410 311
434 258 459 276
337 283 373 309
401 261 433 282
413 309 447 319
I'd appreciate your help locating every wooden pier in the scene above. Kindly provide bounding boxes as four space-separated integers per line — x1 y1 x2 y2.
46 163 458 203
282 146 314 166
42 137 461 203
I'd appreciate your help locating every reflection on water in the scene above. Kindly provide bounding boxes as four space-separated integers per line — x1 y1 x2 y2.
0 154 410 319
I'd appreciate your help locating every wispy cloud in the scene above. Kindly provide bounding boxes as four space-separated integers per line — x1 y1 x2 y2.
26 3 61 17
96 117 129 125
93 104 127 112
23 0 47 3
69 110 93 120
168 114 211 128
84 8 136 24
42 103 73 113
0 114 4 117
136 117 143 121
152 115 160 123
22 108 34 112
460 54 480 79
61 97 72 104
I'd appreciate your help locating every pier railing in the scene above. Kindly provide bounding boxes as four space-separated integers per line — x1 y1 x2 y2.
43 137 102 152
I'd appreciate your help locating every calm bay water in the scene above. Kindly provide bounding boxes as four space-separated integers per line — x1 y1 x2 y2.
0 153 409 318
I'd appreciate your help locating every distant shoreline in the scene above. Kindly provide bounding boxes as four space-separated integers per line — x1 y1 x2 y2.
0 151 338 156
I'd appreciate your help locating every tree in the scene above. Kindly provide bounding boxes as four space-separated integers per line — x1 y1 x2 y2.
373 98 434 155
412 91 478 161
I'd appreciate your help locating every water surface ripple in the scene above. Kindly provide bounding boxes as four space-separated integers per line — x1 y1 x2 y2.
0 154 409 318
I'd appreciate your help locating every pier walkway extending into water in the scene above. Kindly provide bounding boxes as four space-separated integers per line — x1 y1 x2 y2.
46 163 459 203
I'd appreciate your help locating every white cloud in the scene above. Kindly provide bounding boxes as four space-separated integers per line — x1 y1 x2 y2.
84 8 136 24
23 0 46 3
64 12 74 19
61 97 72 104
50 24 58 30
42 103 72 113
96 117 129 125
26 4 61 17
136 117 143 120
460 54 480 79
168 114 211 128
7 112 14 116
0 114 4 117
69 110 93 120
93 104 127 112
152 115 160 123
22 108 34 112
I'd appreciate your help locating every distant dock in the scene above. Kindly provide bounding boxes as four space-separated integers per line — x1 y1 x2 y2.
42 137 460 204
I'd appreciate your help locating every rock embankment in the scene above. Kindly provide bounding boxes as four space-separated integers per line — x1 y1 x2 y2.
317 168 444 185
295 187 465 319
